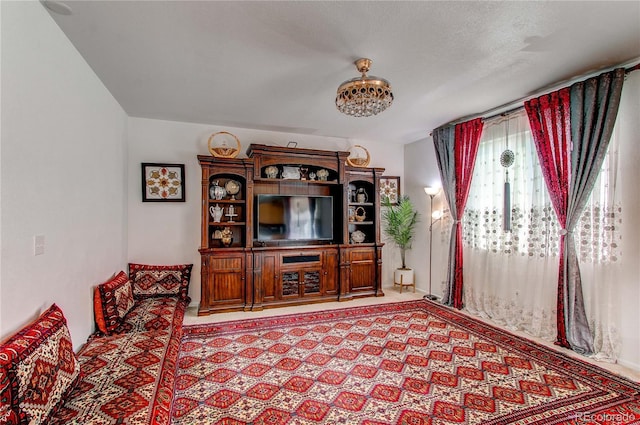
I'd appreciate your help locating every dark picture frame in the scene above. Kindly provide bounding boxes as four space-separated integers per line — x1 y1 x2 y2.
141 163 185 202
380 176 401 205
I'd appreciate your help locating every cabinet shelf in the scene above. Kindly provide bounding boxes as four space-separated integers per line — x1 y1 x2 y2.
209 221 246 226
349 202 374 207
348 221 375 225
208 199 245 204
254 177 339 185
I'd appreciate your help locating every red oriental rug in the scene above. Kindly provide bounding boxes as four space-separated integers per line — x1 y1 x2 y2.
171 300 640 424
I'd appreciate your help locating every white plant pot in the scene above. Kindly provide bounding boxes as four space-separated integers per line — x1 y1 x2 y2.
394 268 414 285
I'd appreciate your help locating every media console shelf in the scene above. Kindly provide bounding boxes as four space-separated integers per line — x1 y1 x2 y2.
198 144 384 315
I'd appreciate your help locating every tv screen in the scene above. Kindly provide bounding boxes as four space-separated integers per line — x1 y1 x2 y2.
256 195 333 241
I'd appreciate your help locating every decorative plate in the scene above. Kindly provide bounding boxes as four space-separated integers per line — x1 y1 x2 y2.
225 180 241 199
282 166 301 180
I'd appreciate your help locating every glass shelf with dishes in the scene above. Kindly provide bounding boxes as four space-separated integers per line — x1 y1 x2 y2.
207 174 246 248
257 164 339 183
346 181 376 245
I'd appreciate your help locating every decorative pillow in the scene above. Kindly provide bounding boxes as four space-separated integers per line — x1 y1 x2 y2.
93 271 135 335
128 263 193 301
0 304 80 425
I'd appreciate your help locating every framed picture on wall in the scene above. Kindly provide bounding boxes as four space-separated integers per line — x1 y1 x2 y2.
141 163 185 202
380 176 400 205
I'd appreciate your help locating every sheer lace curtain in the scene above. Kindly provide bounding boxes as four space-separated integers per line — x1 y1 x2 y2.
462 110 558 341
460 109 622 360
579 122 622 361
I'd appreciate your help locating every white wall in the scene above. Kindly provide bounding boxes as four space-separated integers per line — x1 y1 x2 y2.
403 136 445 297
0 2 128 348
127 117 405 306
403 73 640 370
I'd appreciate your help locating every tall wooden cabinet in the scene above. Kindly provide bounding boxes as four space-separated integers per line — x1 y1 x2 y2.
198 144 385 315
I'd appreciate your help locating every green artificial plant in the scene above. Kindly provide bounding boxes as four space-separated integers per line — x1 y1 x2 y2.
381 195 420 270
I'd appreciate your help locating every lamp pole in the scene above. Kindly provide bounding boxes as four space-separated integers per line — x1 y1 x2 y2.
423 187 440 301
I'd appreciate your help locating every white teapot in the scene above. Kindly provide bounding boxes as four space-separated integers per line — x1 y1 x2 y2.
209 204 224 222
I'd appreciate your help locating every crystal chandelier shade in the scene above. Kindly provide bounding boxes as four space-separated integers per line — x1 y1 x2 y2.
336 58 394 117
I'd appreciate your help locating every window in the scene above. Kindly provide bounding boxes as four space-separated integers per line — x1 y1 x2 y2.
462 110 621 264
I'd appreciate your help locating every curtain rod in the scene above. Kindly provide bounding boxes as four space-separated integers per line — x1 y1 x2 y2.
430 57 640 135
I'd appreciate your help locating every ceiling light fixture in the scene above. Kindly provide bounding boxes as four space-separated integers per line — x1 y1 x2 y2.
336 58 393 117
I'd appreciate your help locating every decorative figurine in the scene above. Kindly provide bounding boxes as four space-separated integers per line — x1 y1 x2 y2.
210 180 227 200
316 169 329 181
220 227 233 247
351 230 366 244
348 206 356 222
225 205 238 222
356 188 368 203
265 165 279 179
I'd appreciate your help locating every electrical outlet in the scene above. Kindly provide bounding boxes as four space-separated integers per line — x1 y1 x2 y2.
34 235 45 256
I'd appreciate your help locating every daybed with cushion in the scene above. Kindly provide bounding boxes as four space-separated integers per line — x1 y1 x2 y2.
0 263 192 425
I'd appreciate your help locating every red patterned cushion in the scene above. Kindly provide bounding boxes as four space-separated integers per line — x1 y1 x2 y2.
48 300 187 425
128 263 193 301
0 304 80 425
114 279 135 319
114 297 184 334
0 365 18 425
93 271 135 335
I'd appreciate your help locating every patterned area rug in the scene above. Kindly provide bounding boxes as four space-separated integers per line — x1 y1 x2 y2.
172 300 640 424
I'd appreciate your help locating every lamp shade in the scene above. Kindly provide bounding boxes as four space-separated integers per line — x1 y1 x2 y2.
424 186 440 196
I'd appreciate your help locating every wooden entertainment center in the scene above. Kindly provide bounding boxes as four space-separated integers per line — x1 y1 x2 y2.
198 143 385 315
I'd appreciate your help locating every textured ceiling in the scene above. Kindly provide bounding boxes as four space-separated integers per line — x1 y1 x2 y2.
45 1 640 145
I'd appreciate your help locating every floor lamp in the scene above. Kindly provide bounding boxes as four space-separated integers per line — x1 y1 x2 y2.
423 186 441 301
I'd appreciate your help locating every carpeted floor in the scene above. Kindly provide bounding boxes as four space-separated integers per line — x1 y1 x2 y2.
172 300 640 424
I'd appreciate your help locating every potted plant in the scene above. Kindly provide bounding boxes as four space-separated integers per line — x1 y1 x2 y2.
382 195 420 287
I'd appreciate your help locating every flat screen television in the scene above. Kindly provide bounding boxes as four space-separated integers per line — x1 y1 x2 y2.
255 195 333 241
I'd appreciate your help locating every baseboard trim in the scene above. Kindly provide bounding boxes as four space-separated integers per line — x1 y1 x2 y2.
617 358 640 372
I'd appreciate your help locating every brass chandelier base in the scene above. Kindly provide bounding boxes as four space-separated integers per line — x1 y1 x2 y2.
336 58 394 117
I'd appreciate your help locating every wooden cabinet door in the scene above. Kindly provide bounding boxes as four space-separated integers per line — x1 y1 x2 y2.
200 253 246 313
348 248 376 293
323 249 338 295
261 252 278 303
280 269 302 300
278 266 324 299
300 267 323 298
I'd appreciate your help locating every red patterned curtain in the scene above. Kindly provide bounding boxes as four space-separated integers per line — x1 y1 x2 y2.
449 118 484 309
524 88 571 348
